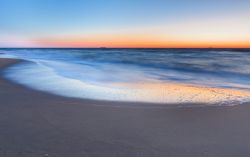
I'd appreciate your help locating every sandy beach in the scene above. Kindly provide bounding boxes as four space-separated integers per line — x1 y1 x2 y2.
1 58 250 157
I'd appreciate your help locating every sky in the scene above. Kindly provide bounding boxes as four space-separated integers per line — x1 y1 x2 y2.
0 0 250 48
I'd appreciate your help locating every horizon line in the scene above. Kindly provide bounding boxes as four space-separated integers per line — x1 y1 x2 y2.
0 47 250 49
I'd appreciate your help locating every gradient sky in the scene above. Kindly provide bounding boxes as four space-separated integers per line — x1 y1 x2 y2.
0 0 250 48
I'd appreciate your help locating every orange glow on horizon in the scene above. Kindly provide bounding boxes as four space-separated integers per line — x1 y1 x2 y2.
31 14 250 49
36 37 250 48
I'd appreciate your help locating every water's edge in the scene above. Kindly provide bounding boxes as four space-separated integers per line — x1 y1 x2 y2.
1 48 250 106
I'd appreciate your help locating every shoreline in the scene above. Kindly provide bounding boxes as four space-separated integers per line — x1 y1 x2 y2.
2 58 250 156
2 58 250 106
0 58 197 108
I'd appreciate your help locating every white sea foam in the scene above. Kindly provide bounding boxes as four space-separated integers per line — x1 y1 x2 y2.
4 60 250 105
3 61 154 101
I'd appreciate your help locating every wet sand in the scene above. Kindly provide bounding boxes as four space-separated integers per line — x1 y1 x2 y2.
1 58 250 157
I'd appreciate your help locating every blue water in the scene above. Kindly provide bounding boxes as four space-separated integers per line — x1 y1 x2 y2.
1 48 250 104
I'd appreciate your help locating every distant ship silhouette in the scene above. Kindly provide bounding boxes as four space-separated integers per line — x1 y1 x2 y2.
99 47 107 49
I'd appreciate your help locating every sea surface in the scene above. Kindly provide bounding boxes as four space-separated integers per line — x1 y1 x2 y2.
1 48 250 105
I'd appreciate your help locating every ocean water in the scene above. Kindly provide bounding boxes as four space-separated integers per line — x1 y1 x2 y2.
1 48 250 105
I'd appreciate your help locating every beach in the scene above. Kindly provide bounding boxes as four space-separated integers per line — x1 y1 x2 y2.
1 58 250 157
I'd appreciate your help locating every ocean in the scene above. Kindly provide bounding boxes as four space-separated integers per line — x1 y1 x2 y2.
1 48 250 105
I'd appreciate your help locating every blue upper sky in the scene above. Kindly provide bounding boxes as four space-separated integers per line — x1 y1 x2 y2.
0 0 250 47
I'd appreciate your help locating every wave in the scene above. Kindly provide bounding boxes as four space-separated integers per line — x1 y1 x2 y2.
3 60 250 105
1 48 250 105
